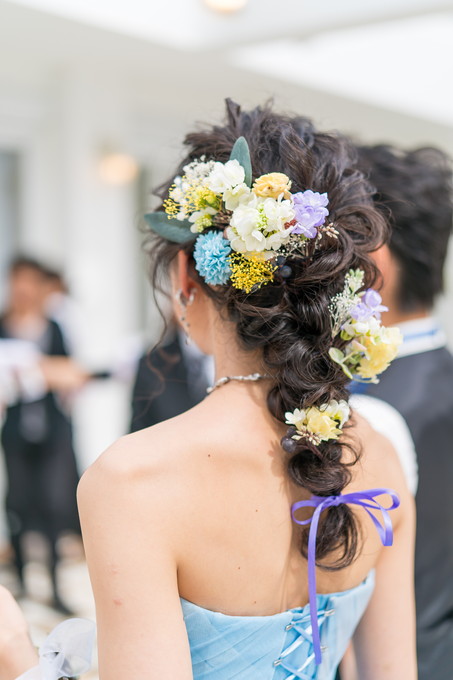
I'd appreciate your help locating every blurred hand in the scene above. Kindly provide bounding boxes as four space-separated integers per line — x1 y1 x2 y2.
39 357 89 393
0 586 37 680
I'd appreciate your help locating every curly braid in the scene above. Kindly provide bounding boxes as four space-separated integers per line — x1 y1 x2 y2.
146 100 388 569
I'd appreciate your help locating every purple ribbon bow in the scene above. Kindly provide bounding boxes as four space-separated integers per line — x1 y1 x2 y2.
291 488 400 665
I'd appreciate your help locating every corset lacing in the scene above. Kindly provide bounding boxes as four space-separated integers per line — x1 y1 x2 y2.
273 606 335 679
290 488 400 665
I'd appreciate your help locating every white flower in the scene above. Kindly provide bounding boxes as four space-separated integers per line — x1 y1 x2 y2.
265 227 293 251
320 400 350 427
188 207 217 223
285 408 307 429
225 225 267 252
260 197 295 233
183 159 215 185
227 193 294 254
188 207 217 233
285 401 350 443
344 269 365 293
228 198 262 249
223 183 251 211
225 227 245 253
207 159 245 194
342 316 381 338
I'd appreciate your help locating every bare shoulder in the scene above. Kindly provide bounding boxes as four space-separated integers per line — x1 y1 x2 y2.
77 408 208 521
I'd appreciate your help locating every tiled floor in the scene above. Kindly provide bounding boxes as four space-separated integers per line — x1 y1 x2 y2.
0 535 98 680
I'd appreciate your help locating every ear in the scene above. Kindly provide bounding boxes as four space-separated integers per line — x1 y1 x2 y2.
176 250 198 299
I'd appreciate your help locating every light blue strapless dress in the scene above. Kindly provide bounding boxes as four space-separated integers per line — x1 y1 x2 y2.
181 571 374 680
22 491 395 680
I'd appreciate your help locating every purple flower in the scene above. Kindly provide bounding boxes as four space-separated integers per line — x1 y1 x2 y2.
291 190 329 239
350 288 388 321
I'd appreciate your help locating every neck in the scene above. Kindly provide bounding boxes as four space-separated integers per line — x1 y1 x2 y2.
214 356 267 382
208 307 267 383
212 336 267 383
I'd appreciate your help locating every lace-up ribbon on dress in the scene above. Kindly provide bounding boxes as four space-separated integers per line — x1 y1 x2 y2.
291 487 400 666
272 605 335 679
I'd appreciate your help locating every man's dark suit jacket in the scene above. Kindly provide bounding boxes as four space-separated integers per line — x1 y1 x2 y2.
366 346 453 680
130 335 207 432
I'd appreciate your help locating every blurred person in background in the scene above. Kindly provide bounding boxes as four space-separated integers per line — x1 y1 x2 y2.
0 338 88 415
130 318 214 432
0 256 83 614
355 144 453 680
42 267 85 358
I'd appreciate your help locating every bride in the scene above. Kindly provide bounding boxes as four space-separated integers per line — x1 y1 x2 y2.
0 101 416 679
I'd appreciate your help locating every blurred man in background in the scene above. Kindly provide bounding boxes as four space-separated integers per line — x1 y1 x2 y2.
130 321 214 432
356 145 453 680
0 257 83 614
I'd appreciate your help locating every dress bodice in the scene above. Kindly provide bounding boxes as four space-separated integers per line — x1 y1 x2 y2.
181 571 374 680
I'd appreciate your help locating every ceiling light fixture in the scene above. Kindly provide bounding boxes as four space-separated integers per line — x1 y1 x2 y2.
204 0 248 14
98 152 138 186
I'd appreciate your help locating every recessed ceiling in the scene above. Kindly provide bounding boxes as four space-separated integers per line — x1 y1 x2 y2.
231 12 453 126
6 0 453 50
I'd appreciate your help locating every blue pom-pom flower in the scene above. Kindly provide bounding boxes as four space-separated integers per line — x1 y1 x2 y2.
193 231 232 285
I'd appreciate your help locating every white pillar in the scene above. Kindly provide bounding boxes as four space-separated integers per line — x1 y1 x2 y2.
58 71 141 468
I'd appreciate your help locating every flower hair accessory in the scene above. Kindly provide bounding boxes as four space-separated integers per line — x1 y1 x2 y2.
329 269 402 383
145 137 338 294
285 400 350 445
144 139 400 384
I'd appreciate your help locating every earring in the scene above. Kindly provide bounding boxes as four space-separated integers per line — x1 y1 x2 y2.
175 288 196 343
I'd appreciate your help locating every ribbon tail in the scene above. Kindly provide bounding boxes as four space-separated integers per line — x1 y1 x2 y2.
307 504 324 665
362 505 394 546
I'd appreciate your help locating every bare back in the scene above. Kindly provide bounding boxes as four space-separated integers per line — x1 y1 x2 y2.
135 384 411 612
79 381 415 679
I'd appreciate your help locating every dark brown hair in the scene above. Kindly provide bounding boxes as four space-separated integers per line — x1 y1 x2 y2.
146 100 388 568
358 144 453 312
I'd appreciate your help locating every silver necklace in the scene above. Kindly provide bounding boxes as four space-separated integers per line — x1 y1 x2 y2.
207 372 271 394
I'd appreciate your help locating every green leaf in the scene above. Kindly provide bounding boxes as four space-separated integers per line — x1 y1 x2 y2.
328 348 345 365
229 136 252 187
144 212 196 244
340 364 354 380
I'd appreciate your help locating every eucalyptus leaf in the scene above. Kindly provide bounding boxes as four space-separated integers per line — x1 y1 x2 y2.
144 212 195 244
328 348 345 364
340 364 354 380
229 136 252 187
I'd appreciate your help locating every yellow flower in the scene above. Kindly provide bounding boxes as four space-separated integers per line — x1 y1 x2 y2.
193 186 221 211
228 253 276 294
357 327 402 379
163 195 180 218
305 408 343 441
253 173 292 200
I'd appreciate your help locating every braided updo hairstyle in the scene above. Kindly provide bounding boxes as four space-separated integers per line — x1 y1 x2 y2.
147 100 388 569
